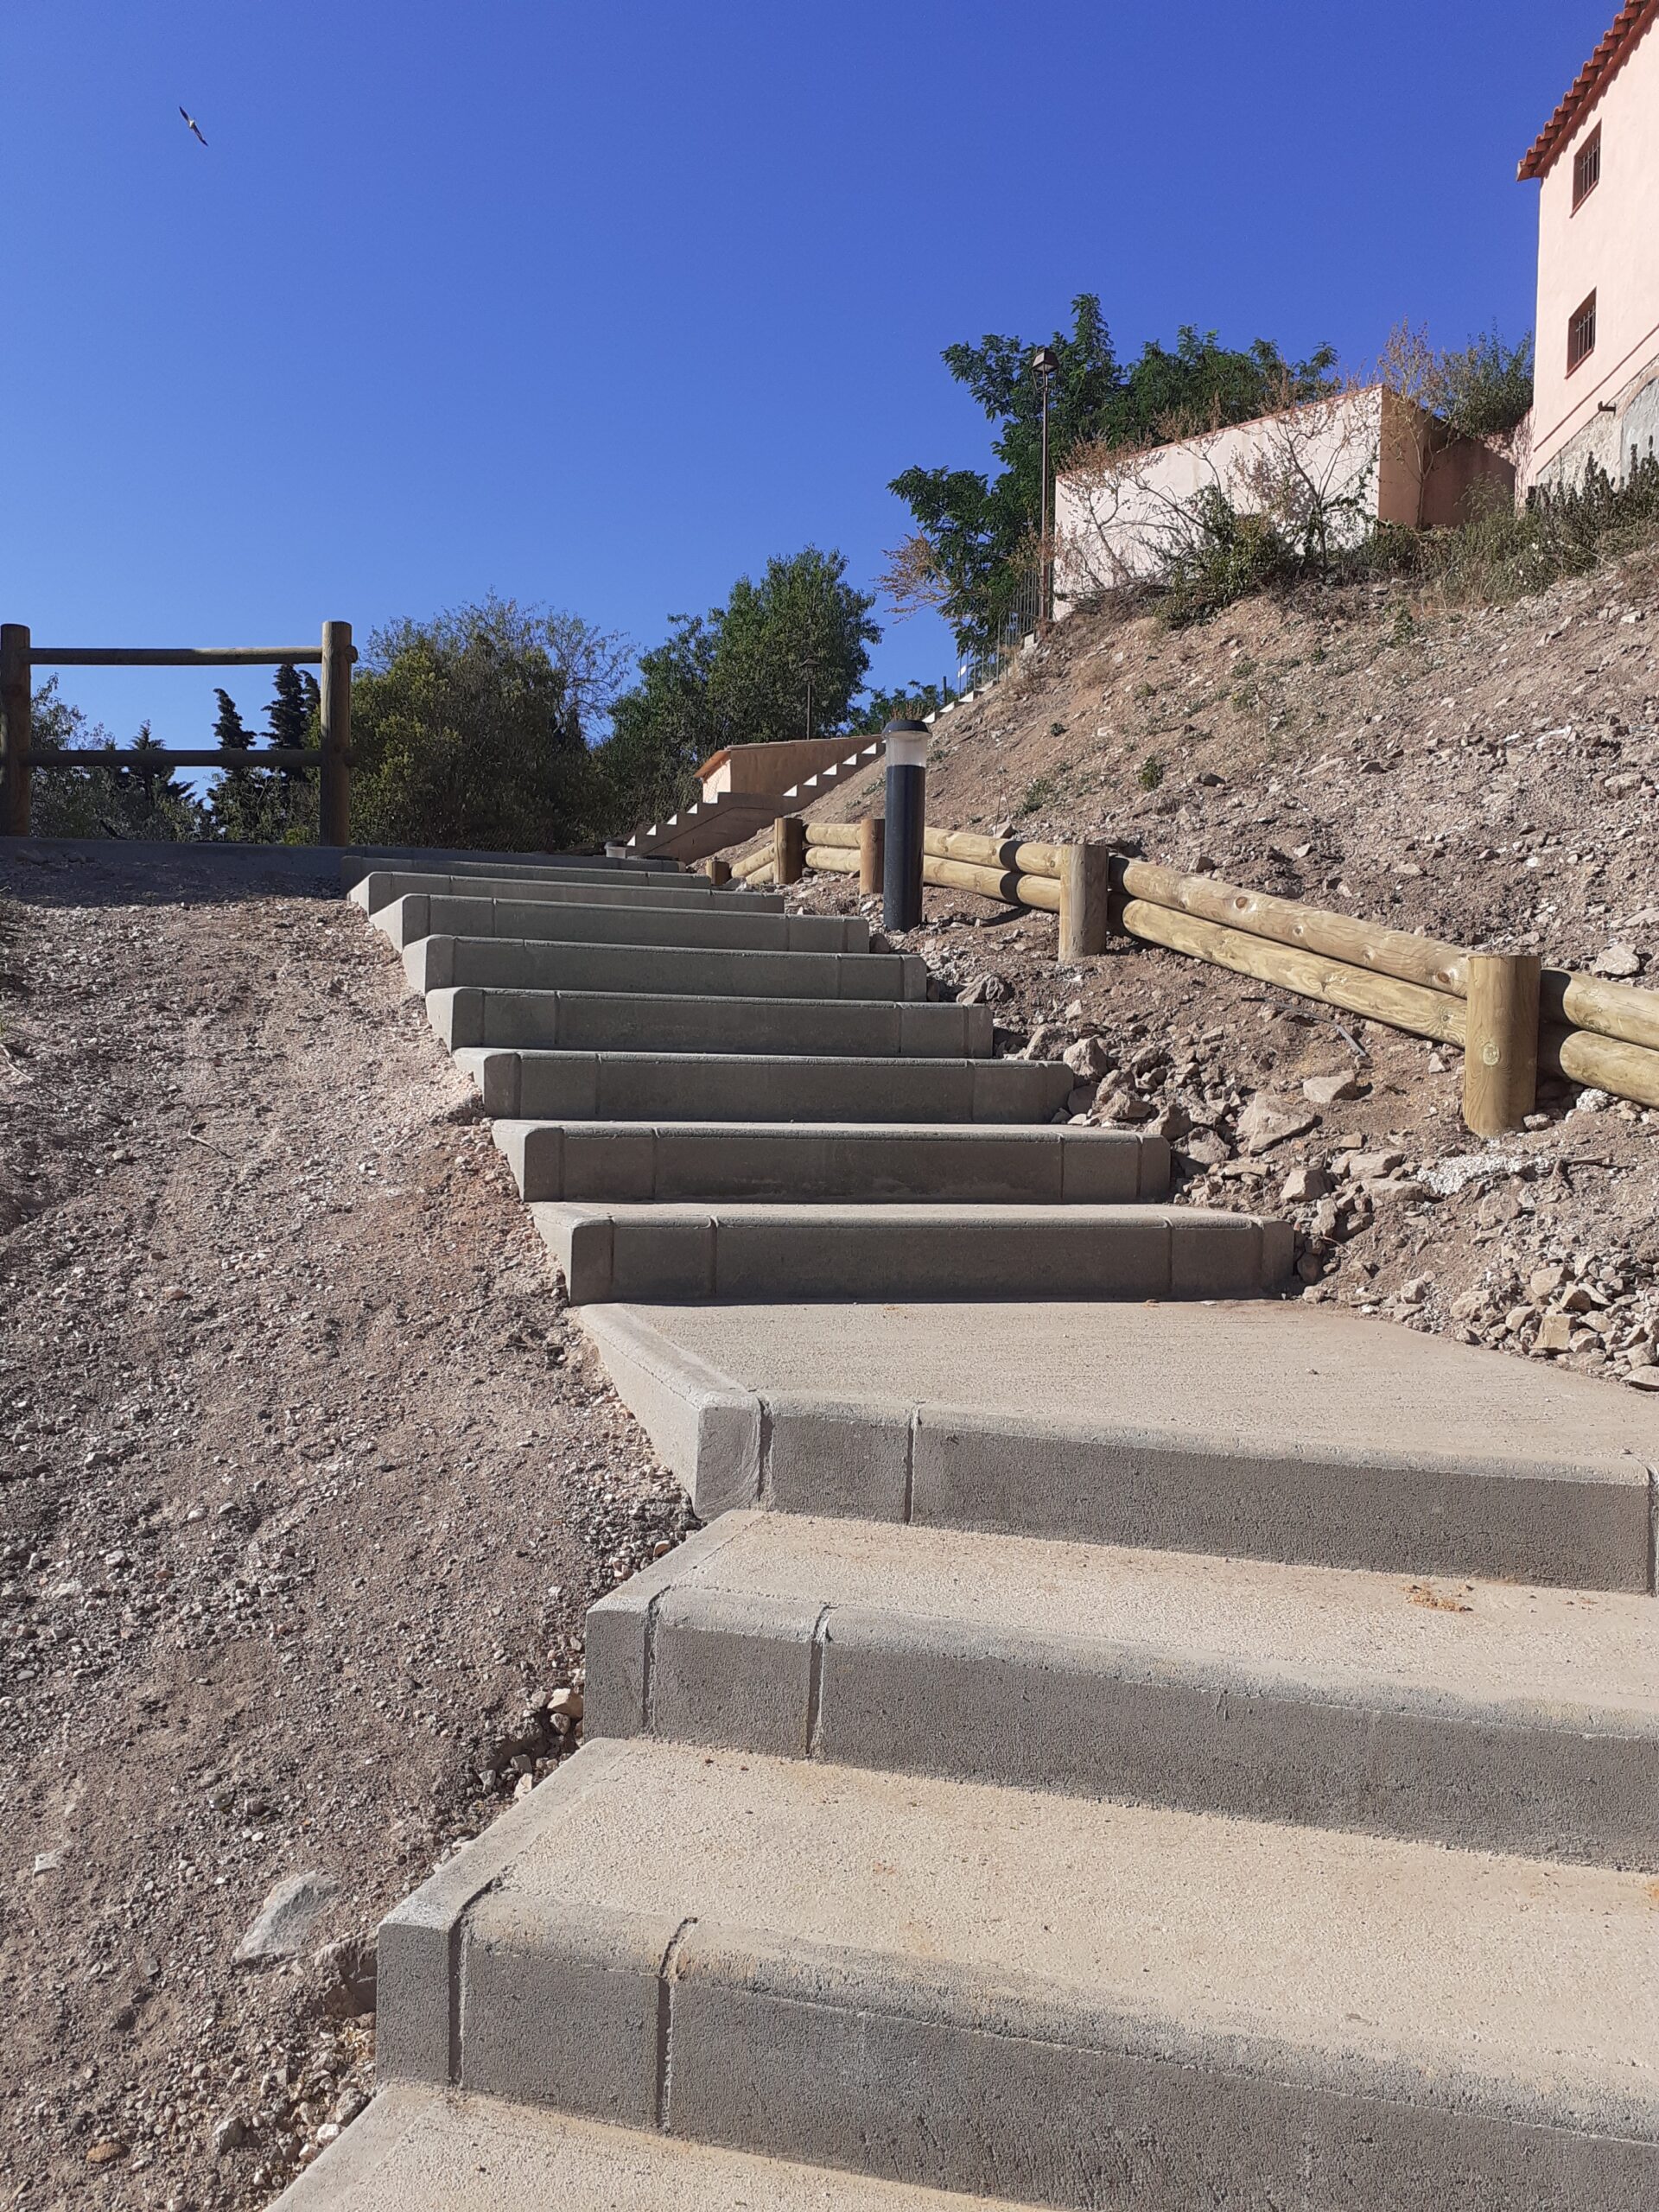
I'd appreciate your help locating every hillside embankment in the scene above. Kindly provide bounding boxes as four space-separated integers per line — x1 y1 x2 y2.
772 550 1659 1386
0 846 686 2211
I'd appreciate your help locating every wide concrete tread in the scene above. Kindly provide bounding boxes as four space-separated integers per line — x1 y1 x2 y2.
493 1119 1171 1204
607 1299 1659 1590
270 2085 1020 2212
587 1510 1659 1865
378 1738 1659 2206
404 933 927 1003
370 890 866 954
454 1047 1074 1123
427 988 990 1058
349 868 784 917
532 1201 1293 1303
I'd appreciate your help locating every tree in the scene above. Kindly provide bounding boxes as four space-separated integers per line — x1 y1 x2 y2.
887 296 1338 656
594 549 880 833
28 681 203 840
350 596 620 853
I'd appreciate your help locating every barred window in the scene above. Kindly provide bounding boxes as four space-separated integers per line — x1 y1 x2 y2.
1568 291 1598 373
1573 126 1601 209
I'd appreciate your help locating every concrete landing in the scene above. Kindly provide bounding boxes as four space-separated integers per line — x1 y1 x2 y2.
533 1201 1291 1304
493 1120 1171 1204
273 2086 1035 2212
376 1737 1659 2208
580 1300 1658 1587
586 1510 1659 1863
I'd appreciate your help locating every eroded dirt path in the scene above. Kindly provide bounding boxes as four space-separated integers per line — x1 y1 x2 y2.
0 845 685 2210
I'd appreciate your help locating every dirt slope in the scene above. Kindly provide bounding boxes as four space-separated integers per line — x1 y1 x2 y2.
775 550 1659 1388
0 847 685 2211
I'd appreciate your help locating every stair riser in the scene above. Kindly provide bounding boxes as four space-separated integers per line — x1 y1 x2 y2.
352 870 784 918
588 1593 1657 1866
456 1051 1073 1124
377 893 865 954
381 1892 1659 2212
495 1123 1170 1205
406 938 926 1002
745 1402 1654 1593
429 991 992 1058
534 1210 1290 1305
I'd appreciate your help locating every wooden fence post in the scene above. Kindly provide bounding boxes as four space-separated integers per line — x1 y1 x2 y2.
318 620 353 846
857 816 885 897
1 625 31 837
1058 841 1111 960
773 813 805 887
703 855 731 887
1463 952 1540 1135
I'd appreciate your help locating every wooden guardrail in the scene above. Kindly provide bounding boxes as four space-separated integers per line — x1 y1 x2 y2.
0 622 356 843
737 812 1659 1133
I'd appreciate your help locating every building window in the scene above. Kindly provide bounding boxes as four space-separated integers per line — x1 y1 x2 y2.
1567 291 1598 374
1573 125 1602 209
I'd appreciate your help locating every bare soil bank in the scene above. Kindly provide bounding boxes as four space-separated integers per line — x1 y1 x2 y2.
774 551 1659 1382
0 846 684 2211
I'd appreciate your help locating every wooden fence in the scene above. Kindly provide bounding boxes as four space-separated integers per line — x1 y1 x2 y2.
0 623 355 843
734 815 1659 1134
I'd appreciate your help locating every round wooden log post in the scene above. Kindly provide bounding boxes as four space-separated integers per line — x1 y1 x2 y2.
857 816 885 897
703 856 731 887
773 813 806 887
1058 842 1111 960
1463 952 1541 1136
1 624 32 837
318 620 353 846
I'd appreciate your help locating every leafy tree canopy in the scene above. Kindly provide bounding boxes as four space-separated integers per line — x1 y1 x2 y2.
594 549 880 834
888 294 1338 656
350 596 627 854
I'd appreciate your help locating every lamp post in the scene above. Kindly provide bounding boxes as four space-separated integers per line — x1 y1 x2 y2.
882 715 928 933
1031 343 1058 629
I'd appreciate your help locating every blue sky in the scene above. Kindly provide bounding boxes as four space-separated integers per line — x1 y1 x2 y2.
3 0 1616 750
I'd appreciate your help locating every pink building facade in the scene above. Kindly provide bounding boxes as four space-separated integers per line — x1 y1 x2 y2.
1520 2 1659 493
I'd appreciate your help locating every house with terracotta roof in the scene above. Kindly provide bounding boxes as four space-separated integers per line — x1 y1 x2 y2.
1519 1 1659 492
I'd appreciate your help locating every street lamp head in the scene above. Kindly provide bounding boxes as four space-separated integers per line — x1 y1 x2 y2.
1030 344 1058 378
882 715 928 770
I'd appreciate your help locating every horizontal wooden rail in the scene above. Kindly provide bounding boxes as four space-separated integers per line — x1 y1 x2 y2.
31 747 324 771
743 807 1659 1124
27 646 327 667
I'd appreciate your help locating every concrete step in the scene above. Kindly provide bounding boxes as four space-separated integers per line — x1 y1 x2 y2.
427 988 992 1057
273 2084 1033 2212
377 1737 1659 2209
455 1047 1074 1123
493 1120 1171 1204
350 868 783 918
530 1201 1291 1303
577 1300 1659 1590
404 934 926 1003
370 889 868 954
588 1511 1659 1866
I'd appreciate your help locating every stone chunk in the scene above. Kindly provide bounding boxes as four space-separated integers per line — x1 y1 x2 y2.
1236 1094 1319 1156
234 1872 340 1966
1280 1164 1330 1204
1302 1072 1365 1106
1591 943 1643 978
1062 1035 1115 1082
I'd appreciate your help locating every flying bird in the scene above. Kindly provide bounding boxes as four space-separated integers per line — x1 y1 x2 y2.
179 106 208 147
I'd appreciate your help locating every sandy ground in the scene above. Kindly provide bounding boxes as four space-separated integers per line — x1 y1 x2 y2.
0 845 686 2211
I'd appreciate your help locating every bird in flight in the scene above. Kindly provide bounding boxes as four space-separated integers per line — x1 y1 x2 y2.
179 106 208 147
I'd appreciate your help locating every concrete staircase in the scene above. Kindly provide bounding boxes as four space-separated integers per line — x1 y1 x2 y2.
284 855 1659 2211
623 736 886 864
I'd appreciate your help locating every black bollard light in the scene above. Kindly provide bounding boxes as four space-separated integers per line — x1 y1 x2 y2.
882 716 928 934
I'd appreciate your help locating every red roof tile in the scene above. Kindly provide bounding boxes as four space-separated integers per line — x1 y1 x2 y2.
1518 0 1657 179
